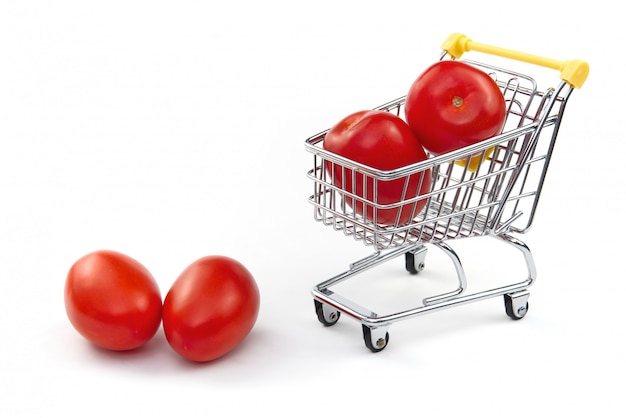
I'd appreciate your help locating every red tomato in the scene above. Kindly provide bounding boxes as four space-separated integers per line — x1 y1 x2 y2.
162 256 260 362
404 60 506 156
323 110 431 226
64 250 162 351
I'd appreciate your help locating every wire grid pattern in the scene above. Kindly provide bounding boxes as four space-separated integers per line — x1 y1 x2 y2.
306 60 568 251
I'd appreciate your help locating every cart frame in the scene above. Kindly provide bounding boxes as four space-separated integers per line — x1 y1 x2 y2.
305 33 588 352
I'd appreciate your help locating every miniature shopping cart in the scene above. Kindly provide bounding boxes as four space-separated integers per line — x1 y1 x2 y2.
304 33 588 352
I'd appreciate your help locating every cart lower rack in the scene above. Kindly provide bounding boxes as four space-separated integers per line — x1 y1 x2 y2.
305 33 588 352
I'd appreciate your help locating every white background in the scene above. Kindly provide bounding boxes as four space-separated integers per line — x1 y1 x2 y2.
1 1 622 416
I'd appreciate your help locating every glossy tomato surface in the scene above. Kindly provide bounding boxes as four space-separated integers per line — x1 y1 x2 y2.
404 60 506 156
64 250 162 351
162 255 260 362
323 110 431 226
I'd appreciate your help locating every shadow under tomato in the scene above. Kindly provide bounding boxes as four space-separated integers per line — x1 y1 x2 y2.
86 330 167 361
162 326 272 369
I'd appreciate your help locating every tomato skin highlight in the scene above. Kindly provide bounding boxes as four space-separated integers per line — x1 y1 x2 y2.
323 110 431 226
162 256 260 363
64 250 162 351
404 60 506 157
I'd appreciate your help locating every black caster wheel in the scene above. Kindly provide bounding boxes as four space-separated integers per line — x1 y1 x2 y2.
362 325 389 353
504 293 529 320
314 300 340 326
405 246 427 275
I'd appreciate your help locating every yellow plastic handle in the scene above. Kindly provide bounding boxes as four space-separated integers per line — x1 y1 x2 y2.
441 33 589 89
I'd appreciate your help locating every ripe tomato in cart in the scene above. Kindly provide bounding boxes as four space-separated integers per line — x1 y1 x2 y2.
323 110 431 226
404 60 506 171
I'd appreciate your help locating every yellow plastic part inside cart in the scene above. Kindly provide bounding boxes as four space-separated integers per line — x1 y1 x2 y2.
457 147 495 172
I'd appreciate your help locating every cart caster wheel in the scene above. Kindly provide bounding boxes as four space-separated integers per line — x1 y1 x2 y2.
314 300 340 326
405 245 427 275
504 292 530 320
362 325 389 353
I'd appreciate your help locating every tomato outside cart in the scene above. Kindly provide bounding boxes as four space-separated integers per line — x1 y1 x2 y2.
304 33 589 352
